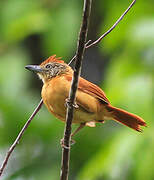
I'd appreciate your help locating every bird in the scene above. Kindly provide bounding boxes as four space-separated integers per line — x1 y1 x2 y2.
25 55 146 136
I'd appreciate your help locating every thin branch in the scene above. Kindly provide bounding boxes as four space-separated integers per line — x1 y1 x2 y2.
86 0 136 48
68 0 136 65
60 0 92 180
68 40 91 66
0 99 43 177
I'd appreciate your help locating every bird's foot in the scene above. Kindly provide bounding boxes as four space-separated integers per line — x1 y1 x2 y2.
60 138 76 149
70 139 76 145
65 98 79 109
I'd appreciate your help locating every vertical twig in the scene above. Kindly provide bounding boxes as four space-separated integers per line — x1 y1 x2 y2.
60 0 92 180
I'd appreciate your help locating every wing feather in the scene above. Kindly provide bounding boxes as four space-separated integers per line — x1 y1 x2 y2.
65 75 110 105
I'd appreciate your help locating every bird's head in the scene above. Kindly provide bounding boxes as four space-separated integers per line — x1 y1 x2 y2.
25 55 73 82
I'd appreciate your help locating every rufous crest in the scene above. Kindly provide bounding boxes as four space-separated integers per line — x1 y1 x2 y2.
40 55 64 66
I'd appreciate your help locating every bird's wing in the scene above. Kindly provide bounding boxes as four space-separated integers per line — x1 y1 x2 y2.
65 75 110 105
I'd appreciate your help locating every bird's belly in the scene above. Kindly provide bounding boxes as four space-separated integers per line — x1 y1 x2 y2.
42 83 97 123
42 86 67 119
45 97 96 124
73 108 97 123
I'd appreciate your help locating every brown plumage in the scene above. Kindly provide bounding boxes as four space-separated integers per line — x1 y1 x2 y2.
25 55 146 134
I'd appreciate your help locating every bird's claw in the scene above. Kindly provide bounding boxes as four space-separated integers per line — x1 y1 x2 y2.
72 103 79 109
65 98 79 109
60 138 76 149
70 139 76 145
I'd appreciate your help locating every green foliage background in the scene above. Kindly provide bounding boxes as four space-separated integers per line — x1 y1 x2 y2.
0 0 153 179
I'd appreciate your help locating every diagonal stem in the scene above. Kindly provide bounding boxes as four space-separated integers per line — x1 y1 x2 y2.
68 0 136 65
0 99 43 177
86 0 136 48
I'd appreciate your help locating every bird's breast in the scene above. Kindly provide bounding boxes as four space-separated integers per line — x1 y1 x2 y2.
42 77 69 120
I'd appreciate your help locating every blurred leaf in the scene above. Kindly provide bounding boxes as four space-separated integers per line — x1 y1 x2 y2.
78 132 144 180
42 1 81 58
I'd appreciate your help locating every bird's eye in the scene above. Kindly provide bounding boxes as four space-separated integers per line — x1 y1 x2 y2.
45 64 52 69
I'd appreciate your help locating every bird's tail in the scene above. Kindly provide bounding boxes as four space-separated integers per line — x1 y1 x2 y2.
106 105 146 132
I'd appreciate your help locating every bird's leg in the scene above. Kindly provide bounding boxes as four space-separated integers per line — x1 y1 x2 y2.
69 123 85 145
60 123 85 148
71 123 85 137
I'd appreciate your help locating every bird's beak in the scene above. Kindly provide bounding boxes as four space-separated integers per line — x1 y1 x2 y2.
25 65 43 73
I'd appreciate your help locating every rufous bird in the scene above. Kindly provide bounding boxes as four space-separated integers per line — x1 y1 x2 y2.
25 55 146 136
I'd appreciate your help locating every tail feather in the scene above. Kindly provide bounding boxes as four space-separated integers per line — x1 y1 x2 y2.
106 105 146 132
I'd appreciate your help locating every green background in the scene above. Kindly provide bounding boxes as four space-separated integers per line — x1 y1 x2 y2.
0 0 153 179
